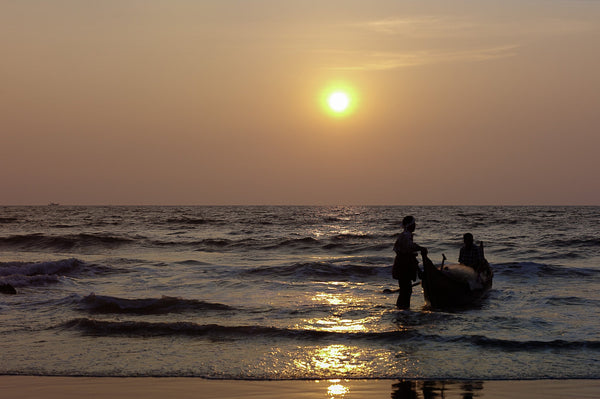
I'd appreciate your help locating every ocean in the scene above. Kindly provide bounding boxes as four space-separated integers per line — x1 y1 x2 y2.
0 206 598 380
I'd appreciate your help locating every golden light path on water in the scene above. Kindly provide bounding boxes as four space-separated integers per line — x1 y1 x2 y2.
294 346 360 398
305 285 375 333
274 275 423 383
290 283 407 396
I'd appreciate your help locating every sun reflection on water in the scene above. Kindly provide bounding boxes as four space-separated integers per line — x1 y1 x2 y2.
313 292 347 306
302 289 377 333
327 379 349 397
294 344 369 378
311 317 368 333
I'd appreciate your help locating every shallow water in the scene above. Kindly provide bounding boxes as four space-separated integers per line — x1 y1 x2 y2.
1 206 599 379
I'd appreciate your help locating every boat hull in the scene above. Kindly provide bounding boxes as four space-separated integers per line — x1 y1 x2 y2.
421 255 492 309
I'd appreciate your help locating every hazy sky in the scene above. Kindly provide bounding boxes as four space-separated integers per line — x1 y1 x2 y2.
2 1 599 205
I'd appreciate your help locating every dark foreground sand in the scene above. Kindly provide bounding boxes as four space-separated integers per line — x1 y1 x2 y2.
1 377 599 398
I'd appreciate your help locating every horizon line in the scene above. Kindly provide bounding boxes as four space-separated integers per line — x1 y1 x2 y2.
1 203 598 207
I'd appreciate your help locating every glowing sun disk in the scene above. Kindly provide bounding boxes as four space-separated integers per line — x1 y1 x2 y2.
328 92 350 112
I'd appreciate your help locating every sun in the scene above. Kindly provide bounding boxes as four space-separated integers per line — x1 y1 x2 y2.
328 91 350 113
320 83 357 117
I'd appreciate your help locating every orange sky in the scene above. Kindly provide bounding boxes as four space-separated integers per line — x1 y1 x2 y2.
1 1 599 205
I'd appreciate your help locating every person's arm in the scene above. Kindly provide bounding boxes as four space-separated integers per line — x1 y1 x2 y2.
397 233 425 254
409 241 423 252
393 237 401 254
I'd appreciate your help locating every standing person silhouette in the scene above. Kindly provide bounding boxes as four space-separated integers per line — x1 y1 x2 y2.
392 216 427 309
459 233 484 271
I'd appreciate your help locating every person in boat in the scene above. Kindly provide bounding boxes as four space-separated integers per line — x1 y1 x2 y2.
393 215 427 309
459 233 484 271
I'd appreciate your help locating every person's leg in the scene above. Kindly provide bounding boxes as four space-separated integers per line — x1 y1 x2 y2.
396 279 412 309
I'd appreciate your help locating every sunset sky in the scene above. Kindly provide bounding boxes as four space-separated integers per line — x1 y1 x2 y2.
2 1 599 205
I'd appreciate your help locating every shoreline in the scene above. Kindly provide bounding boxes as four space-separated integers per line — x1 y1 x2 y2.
1 377 599 398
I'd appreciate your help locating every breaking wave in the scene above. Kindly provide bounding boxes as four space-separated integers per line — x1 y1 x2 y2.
151 234 391 254
165 217 222 226
78 294 234 315
0 233 135 251
0 259 83 287
459 335 600 351
493 262 600 278
241 261 390 280
59 318 600 351
60 318 414 340
0 229 391 255
0 259 115 288
547 237 600 248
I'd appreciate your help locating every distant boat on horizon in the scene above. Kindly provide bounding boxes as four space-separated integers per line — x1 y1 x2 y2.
47 202 60 206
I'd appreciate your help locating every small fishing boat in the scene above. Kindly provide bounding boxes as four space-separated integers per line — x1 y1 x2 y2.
421 253 493 309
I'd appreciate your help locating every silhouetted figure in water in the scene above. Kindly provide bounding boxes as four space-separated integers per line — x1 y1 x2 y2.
392 215 427 309
459 233 484 271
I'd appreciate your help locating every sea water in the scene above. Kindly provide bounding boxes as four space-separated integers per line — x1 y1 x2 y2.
0 206 598 379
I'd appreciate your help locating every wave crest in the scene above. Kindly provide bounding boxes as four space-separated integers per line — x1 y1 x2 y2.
0 259 115 288
493 262 600 278
0 233 134 251
242 261 389 280
59 319 600 351
60 318 411 340
0 258 84 287
79 294 234 315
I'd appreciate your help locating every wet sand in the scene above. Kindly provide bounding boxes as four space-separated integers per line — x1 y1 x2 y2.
1 377 599 398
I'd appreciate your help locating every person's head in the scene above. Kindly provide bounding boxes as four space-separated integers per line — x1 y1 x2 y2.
402 215 416 232
463 233 474 246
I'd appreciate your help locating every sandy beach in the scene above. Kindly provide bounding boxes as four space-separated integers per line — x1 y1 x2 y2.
1 377 599 399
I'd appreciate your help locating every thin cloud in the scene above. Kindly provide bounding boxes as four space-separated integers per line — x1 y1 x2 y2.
324 45 520 71
359 16 478 38
357 15 596 39
324 13 596 71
